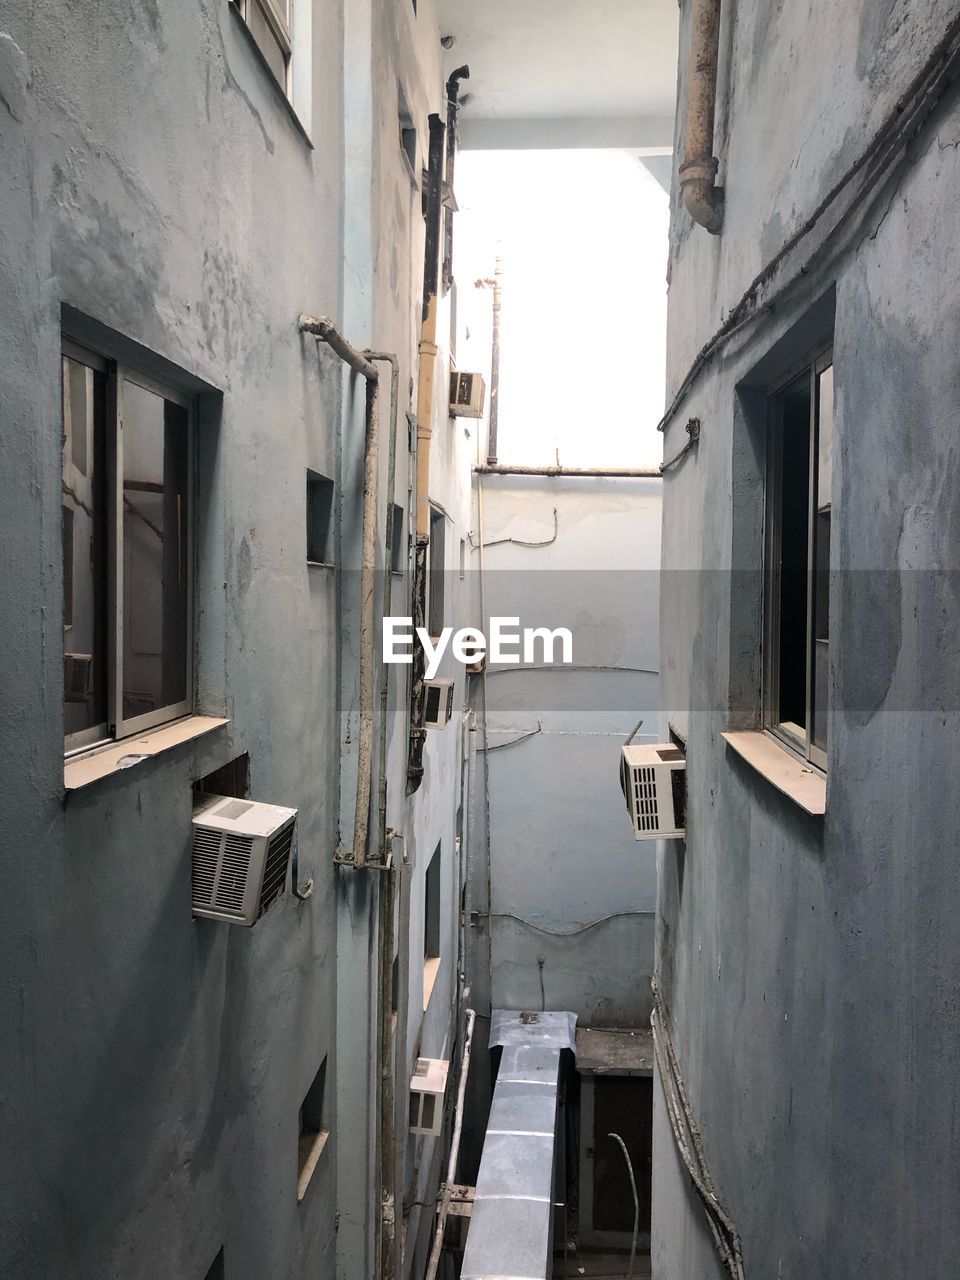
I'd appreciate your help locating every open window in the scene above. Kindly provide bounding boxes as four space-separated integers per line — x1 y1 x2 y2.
764 348 833 770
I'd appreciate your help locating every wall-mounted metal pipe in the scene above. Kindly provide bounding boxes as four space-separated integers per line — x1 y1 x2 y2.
367 352 400 864
300 313 379 381
475 463 662 478
299 314 383 867
415 114 446 546
424 1006 476 1280
364 351 400 1280
408 113 447 793
442 66 470 295
485 257 503 466
679 0 724 234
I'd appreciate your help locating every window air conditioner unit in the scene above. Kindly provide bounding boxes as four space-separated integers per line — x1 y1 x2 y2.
409 1057 449 1137
191 795 297 925
620 743 686 840
64 652 93 703
423 677 455 730
449 371 486 418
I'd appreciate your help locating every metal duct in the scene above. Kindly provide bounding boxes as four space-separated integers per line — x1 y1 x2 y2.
460 1010 576 1280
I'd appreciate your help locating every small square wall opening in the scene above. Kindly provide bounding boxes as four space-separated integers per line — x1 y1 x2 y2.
298 1056 329 1201
194 754 250 803
423 843 441 1009
306 470 335 565
390 503 405 575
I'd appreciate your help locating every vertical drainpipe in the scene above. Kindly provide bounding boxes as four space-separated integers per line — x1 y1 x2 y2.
442 65 470 295
678 0 724 234
297 316 380 865
485 256 503 466
366 351 400 1280
407 112 446 794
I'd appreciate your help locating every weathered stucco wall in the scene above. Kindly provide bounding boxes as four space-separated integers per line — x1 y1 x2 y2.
0 1 469 1278
472 476 662 1026
0 3 346 1276
656 2 960 1276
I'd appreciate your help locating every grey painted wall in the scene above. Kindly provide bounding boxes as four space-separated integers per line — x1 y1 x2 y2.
470 475 662 1027
0 2 470 1278
0 3 345 1276
655 3 960 1277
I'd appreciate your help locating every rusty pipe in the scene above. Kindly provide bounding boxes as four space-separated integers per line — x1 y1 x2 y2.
679 0 724 234
299 313 381 867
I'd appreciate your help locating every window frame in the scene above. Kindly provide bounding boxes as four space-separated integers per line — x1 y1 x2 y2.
762 343 833 773
238 0 293 95
62 338 195 757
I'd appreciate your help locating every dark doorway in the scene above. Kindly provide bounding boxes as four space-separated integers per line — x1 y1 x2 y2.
592 1076 652 1236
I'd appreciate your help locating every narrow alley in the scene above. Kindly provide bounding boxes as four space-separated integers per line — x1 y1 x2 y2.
2 2 960 1279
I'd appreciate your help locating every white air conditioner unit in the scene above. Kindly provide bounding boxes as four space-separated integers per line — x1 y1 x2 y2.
409 1057 449 1137
191 795 297 925
620 743 686 840
423 678 455 730
449 371 486 418
64 652 93 703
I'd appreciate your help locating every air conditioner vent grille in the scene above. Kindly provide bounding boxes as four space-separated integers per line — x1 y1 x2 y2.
633 765 660 831
421 1094 437 1131
257 822 295 918
455 374 474 405
425 685 441 722
620 744 685 841
671 768 687 830
192 828 222 906
216 834 253 912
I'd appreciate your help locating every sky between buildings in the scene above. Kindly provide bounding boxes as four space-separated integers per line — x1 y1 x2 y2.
454 149 669 471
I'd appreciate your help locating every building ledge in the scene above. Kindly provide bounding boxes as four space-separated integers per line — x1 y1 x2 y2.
64 716 230 791
576 1026 654 1077
297 1129 330 1202
722 731 826 816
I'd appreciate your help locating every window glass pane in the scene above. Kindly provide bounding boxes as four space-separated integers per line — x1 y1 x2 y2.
816 364 833 513
62 355 108 739
811 362 833 754
775 379 811 733
121 380 189 722
246 0 289 85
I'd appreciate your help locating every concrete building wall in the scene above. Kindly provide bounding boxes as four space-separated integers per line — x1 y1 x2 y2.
474 475 662 1026
655 4 960 1277
0 2 470 1278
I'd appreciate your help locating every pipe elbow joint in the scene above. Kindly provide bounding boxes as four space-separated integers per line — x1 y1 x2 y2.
679 156 724 235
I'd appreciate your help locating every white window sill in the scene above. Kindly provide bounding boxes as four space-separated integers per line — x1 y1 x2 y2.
297 1129 330 1202
422 956 441 1011
64 716 230 791
722 731 826 816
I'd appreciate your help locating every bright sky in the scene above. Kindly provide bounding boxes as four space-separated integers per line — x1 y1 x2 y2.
454 150 669 470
